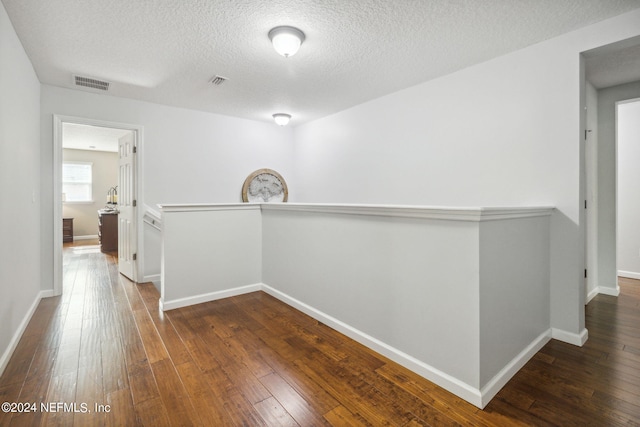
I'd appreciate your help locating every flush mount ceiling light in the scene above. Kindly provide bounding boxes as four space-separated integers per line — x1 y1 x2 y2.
268 26 305 57
272 113 291 126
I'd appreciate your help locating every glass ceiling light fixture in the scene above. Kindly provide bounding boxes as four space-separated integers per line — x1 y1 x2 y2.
268 26 305 57
273 113 291 126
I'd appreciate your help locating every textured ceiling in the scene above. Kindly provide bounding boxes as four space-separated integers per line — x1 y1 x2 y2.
63 123 130 152
4 0 640 125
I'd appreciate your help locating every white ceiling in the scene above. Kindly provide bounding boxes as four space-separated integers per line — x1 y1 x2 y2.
62 123 130 152
4 0 640 125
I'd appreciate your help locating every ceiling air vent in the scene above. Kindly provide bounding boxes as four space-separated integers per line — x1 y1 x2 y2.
73 75 111 91
210 75 228 86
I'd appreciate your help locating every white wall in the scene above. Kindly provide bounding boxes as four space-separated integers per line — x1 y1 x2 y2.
479 216 550 387
158 203 551 406
293 9 640 339
158 203 551 407
143 219 162 284
262 207 482 390
585 81 599 300
0 2 42 373
617 100 640 278
62 148 118 237
40 86 296 283
597 81 640 291
160 205 262 309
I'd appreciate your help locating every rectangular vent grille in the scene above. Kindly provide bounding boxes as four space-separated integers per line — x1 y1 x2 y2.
210 75 228 86
74 75 110 91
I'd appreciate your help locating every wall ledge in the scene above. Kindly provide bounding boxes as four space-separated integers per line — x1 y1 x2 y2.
158 203 261 213
159 202 554 222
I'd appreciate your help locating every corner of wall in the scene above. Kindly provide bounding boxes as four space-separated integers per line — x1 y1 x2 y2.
0 291 49 376
551 327 589 347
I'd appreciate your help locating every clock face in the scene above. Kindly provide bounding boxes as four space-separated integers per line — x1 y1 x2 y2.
242 169 288 203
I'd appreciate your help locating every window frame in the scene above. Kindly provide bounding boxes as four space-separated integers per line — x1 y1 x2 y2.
62 161 94 204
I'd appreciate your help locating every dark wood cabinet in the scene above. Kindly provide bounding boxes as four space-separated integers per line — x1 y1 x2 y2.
63 218 73 243
98 210 118 253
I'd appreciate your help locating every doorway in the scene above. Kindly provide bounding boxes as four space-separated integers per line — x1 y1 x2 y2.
583 36 640 303
616 98 640 281
53 115 143 296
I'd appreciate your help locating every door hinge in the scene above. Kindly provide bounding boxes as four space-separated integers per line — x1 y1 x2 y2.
585 200 587 209
584 269 588 278
133 253 137 261
584 129 592 140
133 146 137 154
133 199 137 207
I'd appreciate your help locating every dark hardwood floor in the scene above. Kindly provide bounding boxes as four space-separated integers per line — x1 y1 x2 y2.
1 243 639 426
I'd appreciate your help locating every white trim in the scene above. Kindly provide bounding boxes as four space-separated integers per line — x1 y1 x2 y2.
143 205 162 230
157 279 557 408
618 270 640 280
586 287 600 304
260 284 484 407
586 284 621 304
260 203 555 221
584 83 599 312
261 203 554 222
160 283 262 311
40 290 55 298
143 274 161 283
479 330 551 407
145 205 162 219
0 291 51 376
53 115 144 295
74 235 99 241
158 203 262 213
53 117 63 296
596 285 621 296
158 202 554 222
551 327 589 346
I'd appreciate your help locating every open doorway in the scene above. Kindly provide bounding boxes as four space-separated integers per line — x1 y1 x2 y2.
583 36 640 302
616 99 640 281
53 115 142 296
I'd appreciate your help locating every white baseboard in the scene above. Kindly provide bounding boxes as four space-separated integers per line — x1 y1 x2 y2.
261 284 486 407
479 330 551 407
618 270 640 280
586 285 620 304
40 289 55 298
0 290 51 376
552 327 588 346
160 283 262 311
586 287 599 304
74 235 98 240
142 274 161 283
157 281 555 408
597 285 620 297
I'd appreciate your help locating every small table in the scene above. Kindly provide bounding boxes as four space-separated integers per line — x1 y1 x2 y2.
98 210 118 253
63 218 74 243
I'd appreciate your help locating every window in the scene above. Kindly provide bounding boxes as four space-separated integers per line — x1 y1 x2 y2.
62 162 93 202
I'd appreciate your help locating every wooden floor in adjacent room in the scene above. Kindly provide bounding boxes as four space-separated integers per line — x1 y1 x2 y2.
1 244 639 426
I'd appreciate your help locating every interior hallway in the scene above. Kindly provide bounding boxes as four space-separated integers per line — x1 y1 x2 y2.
0 242 639 425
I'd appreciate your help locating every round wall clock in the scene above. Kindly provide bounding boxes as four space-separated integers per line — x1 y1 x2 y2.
241 168 288 203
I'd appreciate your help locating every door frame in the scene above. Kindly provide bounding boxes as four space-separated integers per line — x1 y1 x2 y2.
53 114 144 296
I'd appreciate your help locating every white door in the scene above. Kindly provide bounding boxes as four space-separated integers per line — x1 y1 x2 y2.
118 132 137 281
